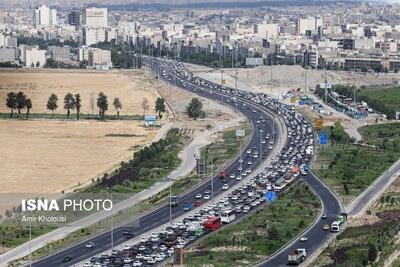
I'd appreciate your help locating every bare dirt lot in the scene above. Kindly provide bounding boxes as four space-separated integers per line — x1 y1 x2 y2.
0 69 158 116
0 120 159 194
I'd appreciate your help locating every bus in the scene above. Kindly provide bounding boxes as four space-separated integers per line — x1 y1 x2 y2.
204 217 221 231
220 210 235 224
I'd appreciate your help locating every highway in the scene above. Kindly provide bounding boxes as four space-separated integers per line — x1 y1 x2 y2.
32 57 342 267
31 59 279 267
258 171 342 267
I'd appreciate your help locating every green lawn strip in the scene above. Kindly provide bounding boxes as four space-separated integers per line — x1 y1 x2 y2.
9 123 250 265
312 122 400 205
184 182 320 267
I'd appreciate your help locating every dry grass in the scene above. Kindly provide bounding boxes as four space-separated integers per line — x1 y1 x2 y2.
0 69 158 116
0 118 159 195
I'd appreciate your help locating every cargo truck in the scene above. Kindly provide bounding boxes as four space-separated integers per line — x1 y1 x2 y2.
288 248 307 265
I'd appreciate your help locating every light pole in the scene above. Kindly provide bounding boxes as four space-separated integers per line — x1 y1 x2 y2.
169 175 172 225
110 191 114 251
29 219 32 267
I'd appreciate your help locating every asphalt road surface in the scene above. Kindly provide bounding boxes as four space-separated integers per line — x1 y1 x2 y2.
32 60 279 267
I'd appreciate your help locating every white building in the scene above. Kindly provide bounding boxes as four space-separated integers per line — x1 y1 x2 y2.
83 7 107 28
83 28 106 46
254 23 279 38
25 48 46 68
33 5 57 26
79 46 112 68
0 48 15 63
296 18 322 35
89 48 111 67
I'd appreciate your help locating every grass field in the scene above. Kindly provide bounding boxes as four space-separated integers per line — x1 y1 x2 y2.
0 70 159 117
184 182 320 267
360 86 400 112
312 123 400 204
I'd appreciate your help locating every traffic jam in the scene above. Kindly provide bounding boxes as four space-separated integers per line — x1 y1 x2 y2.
79 59 315 267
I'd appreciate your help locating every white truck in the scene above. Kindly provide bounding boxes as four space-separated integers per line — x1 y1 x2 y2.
187 221 202 232
288 248 307 265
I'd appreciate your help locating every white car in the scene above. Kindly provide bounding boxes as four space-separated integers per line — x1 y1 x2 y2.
196 193 202 199
147 258 156 264
300 236 308 242
140 236 149 243
85 242 95 248
204 194 211 200
133 260 143 266
222 184 229 190
230 173 236 179
83 263 91 267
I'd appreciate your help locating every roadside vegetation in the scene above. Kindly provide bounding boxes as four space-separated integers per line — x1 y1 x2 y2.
9 123 250 265
312 122 400 204
315 84 399 119
184 182 320 267
312 181 400 267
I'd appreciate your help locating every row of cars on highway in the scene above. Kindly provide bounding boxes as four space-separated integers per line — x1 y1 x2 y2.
79 58 317 267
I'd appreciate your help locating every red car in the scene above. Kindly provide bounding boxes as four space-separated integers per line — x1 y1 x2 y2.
194 200 201 207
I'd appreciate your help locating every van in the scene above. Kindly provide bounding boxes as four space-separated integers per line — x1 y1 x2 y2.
331 221 340 232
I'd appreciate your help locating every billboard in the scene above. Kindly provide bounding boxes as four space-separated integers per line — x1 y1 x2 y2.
319 83 332 89
144 115 156 126
319 132 328 145
246 57 263 66
235 129 245 138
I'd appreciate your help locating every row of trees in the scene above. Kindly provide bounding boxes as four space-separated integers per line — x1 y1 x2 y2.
5 92 167 121
6 92 32 118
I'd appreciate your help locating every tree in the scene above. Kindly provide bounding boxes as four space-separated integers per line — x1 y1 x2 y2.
155 97 166 119
47 93 58 118
97 92 108 120
25 98 32 119
16 92 27 118
368 243 377 262
63 93 76 119
75 93 81 120
142 98 149 118
113 97 122 119
187 98 204 120
6 92 17 118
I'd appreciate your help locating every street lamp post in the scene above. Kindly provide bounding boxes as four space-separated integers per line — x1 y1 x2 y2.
169 176 172 225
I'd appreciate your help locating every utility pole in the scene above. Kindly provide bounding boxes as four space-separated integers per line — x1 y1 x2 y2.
29 220 32 267
304 67 308 97
169 175 172 225
109 191 114 251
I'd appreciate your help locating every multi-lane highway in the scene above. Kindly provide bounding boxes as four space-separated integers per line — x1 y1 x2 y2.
31 59 280 267
31 57 342 267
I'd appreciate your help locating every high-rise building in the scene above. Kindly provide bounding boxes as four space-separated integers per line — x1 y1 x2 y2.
83 7 107 28
33 5 57 26
83 28 106 46
68 10 80 27
296 18 322 35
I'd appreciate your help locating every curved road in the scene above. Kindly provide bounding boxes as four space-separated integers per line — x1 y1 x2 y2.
31 59 279 267
30 57 342 267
